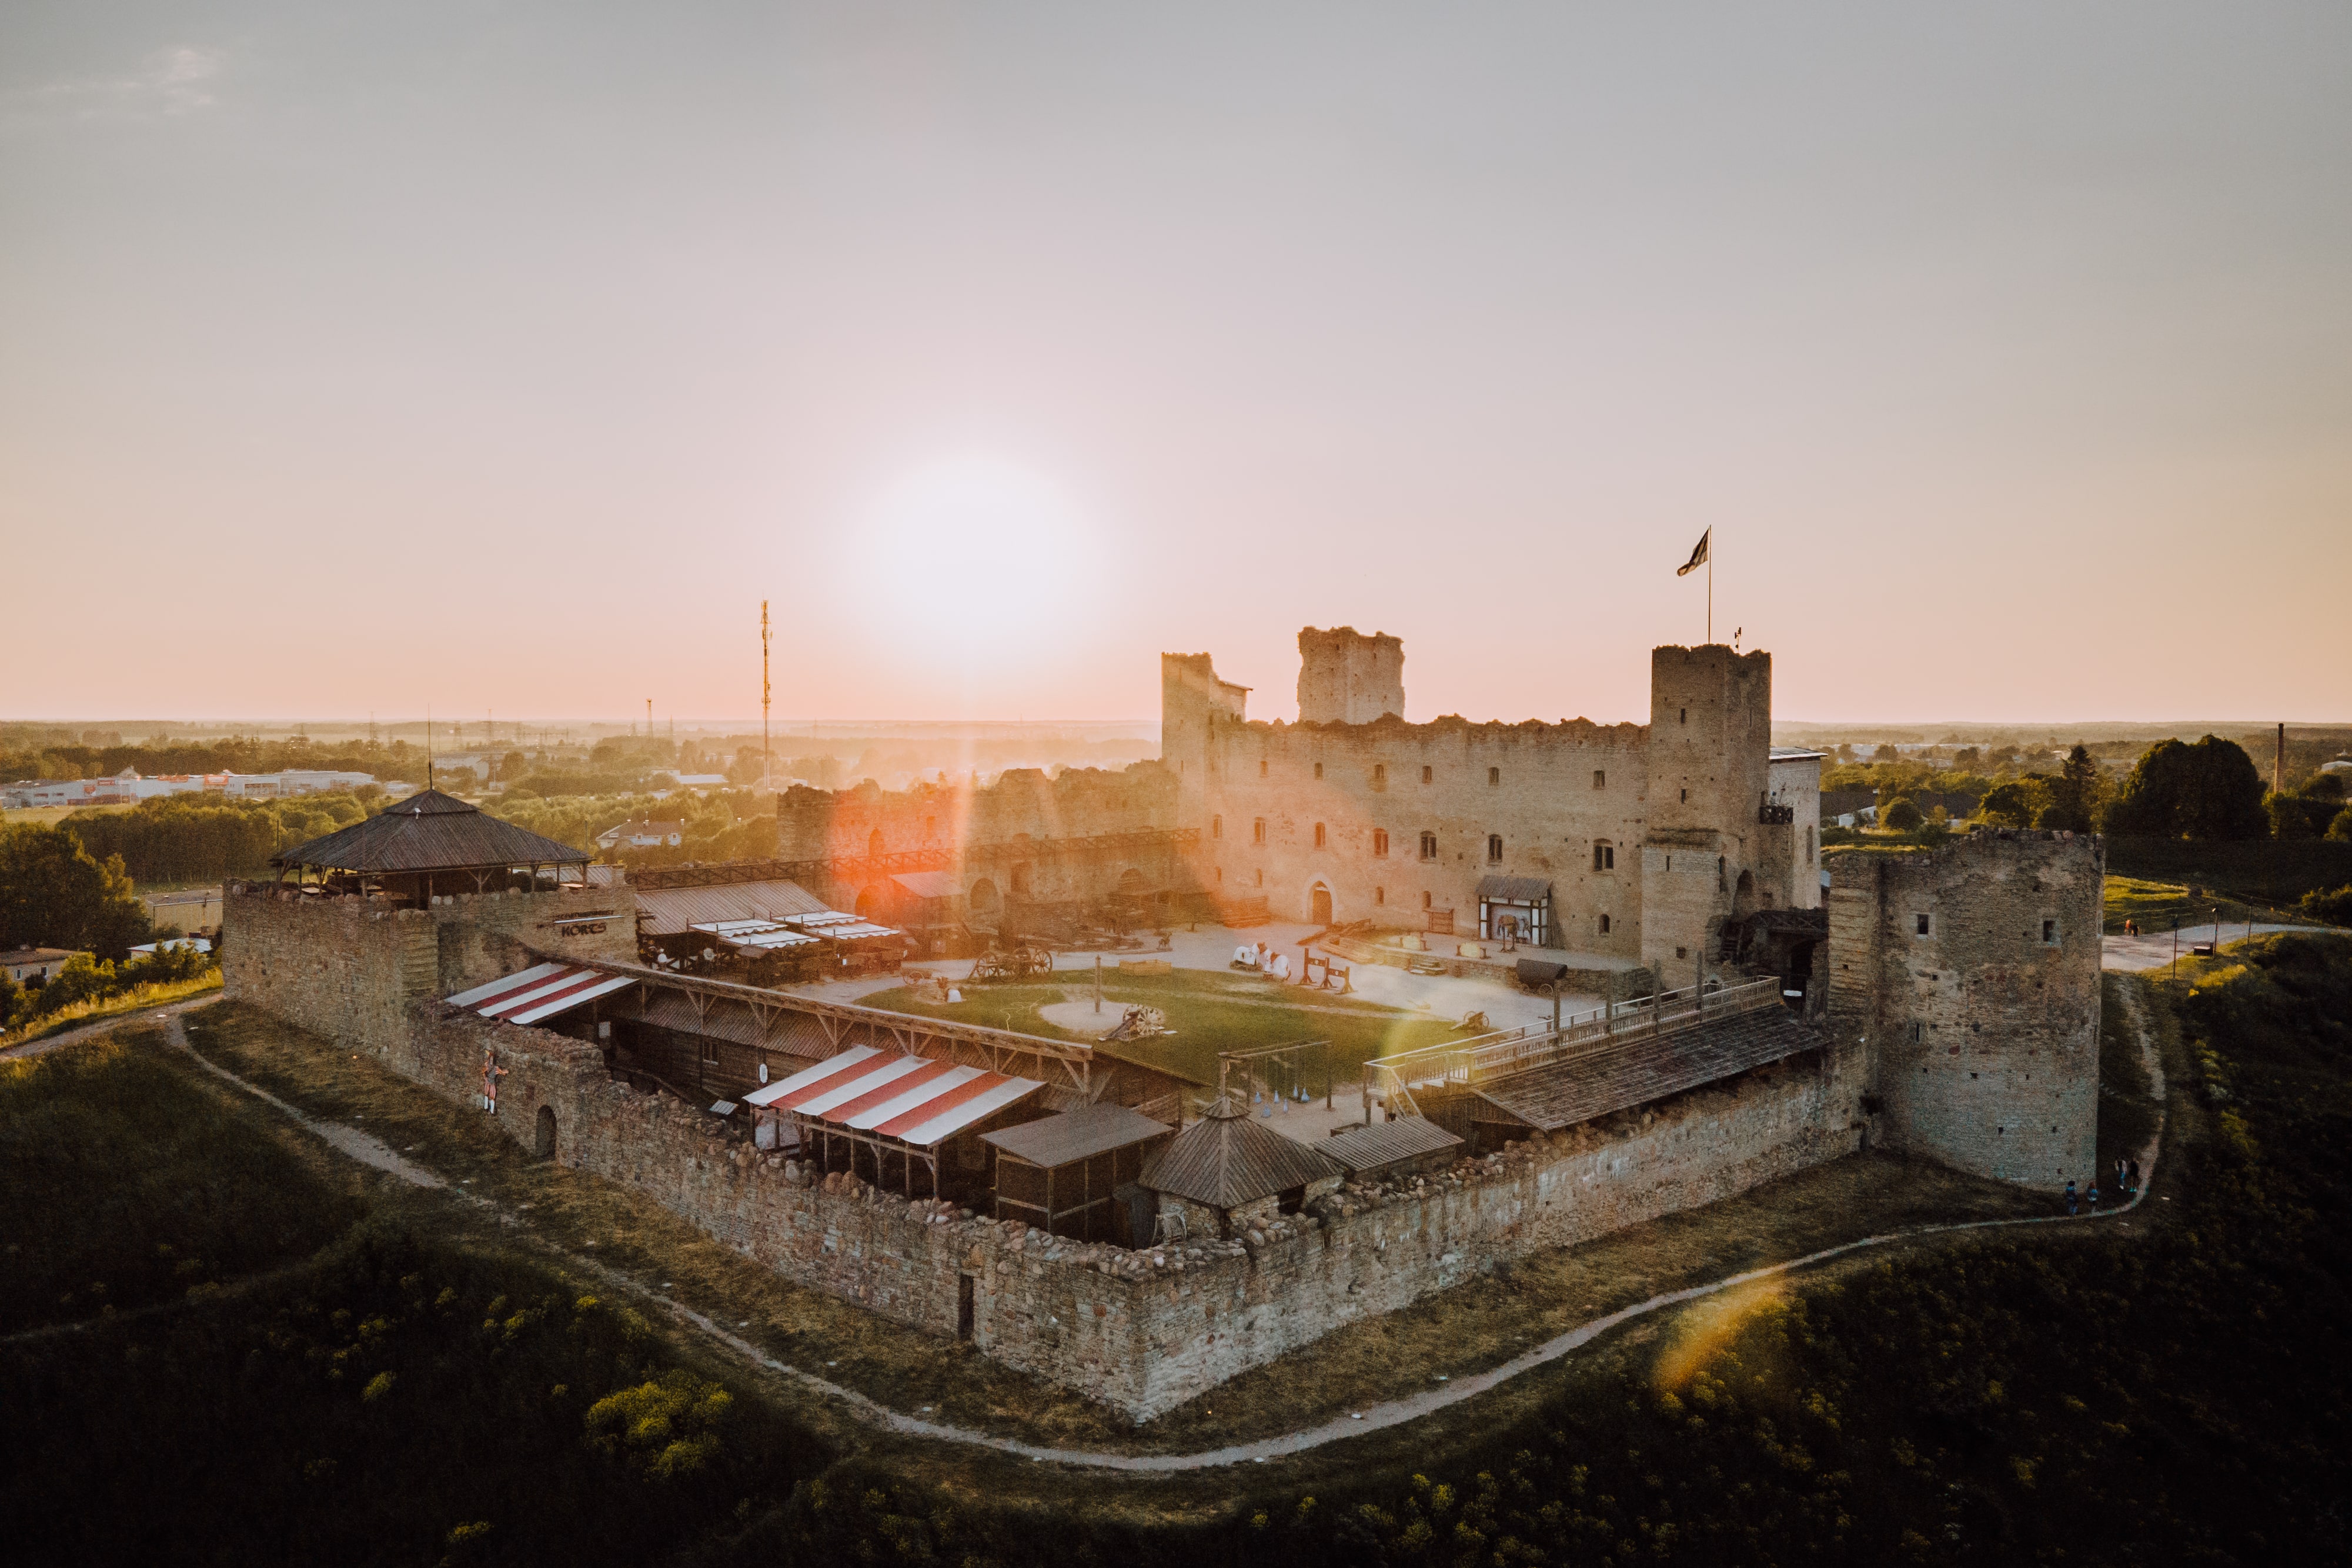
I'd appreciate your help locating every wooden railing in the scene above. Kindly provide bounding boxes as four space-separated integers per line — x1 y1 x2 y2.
1362 975 1784 1119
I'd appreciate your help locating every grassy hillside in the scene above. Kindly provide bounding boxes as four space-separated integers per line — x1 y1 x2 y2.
7 938 2346 1565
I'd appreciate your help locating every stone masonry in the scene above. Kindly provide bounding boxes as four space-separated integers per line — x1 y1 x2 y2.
1825 831 2103 1184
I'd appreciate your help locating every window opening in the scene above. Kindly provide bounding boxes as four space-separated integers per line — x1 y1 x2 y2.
1916 913 1931 936
1486 834 1503 864
1252 818 1265 845
2042 919 2057 944
1254 868 1264 888
1313 761 1323 779
1488 767 1500 787
1259 759 1267 777
1211 814 1222 840
1421 765 1432 784
1372 763 1387 790
1372 828 1389 857
1375 886 1385 905
1599 913 1612 935
1313 822 1327 848
1593 769 1606 790
1593 843 1614 871
1419 831 1437 860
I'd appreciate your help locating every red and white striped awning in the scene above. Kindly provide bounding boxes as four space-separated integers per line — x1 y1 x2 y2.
446 962 636 1027
742 1044 1043 1149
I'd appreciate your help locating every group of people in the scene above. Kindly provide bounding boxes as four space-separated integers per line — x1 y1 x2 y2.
2064 1155 2143 1215
1231 941 1294 981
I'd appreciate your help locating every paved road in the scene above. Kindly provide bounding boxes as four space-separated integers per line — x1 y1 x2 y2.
2102 923 2345 972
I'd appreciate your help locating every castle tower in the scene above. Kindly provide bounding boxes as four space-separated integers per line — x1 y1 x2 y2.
1638 646 1773 971
1826 831 2103 1186
1296 627 1404 726
1161 652 1250 823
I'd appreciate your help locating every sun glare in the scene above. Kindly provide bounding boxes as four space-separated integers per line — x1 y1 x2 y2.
857 456 1106 667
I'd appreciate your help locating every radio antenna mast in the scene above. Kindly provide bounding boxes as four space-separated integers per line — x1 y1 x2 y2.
761 600 772 793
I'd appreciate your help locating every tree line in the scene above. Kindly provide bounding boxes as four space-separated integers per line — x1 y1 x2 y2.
59 793 373 884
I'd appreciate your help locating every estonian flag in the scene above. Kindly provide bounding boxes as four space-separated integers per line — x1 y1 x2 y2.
1676 529 1710 577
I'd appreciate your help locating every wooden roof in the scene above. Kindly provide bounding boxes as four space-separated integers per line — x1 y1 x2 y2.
271 789 592 874
1471 1007 1823 1134
1138 1096 1343 1209
1321 1116 1464 1175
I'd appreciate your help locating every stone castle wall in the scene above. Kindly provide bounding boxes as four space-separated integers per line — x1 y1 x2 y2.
771 767 1189 921
1297 626 1405 726
1826 832 2103 1186
221 884 638 1056
225 892 1853 1418
1181 713 1653 951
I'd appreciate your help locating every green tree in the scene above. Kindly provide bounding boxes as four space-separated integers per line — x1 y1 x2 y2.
2037 744 2105 832
1880 798 1924 831
2329 805 2352 843
1977 778 2052 828
2104 735 2269 840
0 824 152 957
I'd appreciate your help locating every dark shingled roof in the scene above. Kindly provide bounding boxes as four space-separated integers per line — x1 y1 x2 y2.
982 1104 1171 1168
272 789 592 874
1138 1096 1344 1209
1321 1116 1464 1176
1471 1005 1823 1134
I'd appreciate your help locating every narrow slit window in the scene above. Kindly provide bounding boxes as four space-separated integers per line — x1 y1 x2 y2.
1421 765 1432 784
1252 817 1266 845
1313 822 1327 848
1372 828 1389 857
1486 834 1504 864
1592 769 1606 790
1598 913 1612 935
1916 913 1932 936
1313 761 1323 779
1419 831 1437 861
1488 767 1500 787
1211 814 1222 840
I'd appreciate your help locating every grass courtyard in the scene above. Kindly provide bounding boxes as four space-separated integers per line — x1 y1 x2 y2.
857 962 1460 1090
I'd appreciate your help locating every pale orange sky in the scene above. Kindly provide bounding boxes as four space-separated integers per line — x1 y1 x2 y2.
3 4 2347 727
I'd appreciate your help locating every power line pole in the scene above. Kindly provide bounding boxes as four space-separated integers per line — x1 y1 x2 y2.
761 600 773 793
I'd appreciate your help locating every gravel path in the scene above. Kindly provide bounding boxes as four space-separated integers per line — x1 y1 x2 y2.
0 994 216 1062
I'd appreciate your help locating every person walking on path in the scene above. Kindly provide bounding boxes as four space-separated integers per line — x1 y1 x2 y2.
2066 1180 2079 1216
2127 1157 2141 1198
2087 1182 2101 1213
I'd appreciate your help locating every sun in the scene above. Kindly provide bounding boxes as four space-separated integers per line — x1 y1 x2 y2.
862 456 1102 641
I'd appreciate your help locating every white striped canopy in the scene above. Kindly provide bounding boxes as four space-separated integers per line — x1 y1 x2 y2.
446 962 635 1027
743 1044 1043 1149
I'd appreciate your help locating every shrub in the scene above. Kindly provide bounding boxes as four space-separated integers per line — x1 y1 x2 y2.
2299 884 2352 925
2330 805 2352 842
1880 798 1924 831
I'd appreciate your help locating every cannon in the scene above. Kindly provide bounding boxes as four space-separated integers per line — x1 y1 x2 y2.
968 944 1054 983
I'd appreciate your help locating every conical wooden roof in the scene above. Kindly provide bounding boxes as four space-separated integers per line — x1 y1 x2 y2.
271 789 593 874
1138 1094 1344 1210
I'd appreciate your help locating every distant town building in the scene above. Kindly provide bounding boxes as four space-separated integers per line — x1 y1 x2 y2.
1 768 372 810
130 936 213 957
1 948 88 985
596 819 685 851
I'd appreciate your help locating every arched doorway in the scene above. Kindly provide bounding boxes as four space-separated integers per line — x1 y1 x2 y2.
968 878 1001 931
867 828 885 860
1783 940 1817 1011
534 1104 557 1161
854 884 884 918
1309 882 1332 925
1732 868 1759 921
